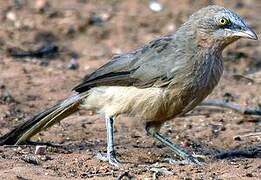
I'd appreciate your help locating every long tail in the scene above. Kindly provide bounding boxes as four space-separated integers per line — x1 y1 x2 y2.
0 92 89 145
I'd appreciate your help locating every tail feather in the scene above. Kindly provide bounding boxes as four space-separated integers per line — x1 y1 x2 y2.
0 92 88 145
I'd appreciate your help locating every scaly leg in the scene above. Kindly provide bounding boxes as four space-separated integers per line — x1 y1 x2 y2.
146 123 202 165
97 116 120 166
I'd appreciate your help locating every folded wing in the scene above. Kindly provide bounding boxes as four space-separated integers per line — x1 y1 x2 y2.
73 36 177 92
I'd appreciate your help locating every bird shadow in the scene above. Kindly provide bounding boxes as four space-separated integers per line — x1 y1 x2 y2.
24 138 260 165
183 139 261 160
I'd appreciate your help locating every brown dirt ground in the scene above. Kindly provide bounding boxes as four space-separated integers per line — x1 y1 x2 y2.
0 0 260 179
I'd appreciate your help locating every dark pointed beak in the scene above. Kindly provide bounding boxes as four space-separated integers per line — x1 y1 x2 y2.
233 26 258 40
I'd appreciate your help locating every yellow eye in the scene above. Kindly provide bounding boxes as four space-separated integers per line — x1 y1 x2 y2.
219 17 229 26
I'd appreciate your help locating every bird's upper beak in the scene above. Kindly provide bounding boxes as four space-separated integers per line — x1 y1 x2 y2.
232 26 258 40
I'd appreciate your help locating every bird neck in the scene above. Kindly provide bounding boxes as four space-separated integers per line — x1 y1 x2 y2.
195 31 233 52
173 26 224 88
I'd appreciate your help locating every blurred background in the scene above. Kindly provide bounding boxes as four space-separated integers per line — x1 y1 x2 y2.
0 0 260 179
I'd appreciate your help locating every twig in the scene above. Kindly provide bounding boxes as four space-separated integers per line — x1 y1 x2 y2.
200 99 261 116
25 140 62 147
233 132 261 140
7 44 59 59
238 132 261 137
215 145 261 159
81 171 113 178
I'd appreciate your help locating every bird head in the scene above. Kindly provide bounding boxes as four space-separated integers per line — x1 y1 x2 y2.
186 5 258 49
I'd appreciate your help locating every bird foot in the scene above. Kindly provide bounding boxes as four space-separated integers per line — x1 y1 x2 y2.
186 154 204 165
163 154 205 165
163 158 200 165
96 152 121 167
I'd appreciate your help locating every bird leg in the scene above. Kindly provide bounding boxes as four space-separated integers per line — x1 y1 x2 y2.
146 122 202 165
96 116 120 166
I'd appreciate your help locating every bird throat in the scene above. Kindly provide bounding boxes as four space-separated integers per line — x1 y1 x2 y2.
196 33 221 52
196 31 238 52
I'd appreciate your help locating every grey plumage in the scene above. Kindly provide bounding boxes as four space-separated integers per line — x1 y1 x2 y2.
0 5 257 165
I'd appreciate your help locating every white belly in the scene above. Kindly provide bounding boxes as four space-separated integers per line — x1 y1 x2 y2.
81 86 165 119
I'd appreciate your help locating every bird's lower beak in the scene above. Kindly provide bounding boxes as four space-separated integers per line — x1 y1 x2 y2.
233 27 258 40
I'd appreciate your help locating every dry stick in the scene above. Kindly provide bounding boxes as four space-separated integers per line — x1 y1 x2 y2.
238 132 261 137
234 132 261 140
200 99 261 116
215 145 261 159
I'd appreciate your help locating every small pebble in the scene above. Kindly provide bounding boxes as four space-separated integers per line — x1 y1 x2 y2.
40 155 52 161
100 12 111 21
245 173 253 177
6 11 17 21
89 15 103 26
233 136 242 141
35 145 46 155
35 0 49 12
149 0 163 12
67 58 79 70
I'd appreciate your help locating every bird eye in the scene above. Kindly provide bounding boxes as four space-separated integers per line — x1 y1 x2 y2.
218 17 230 26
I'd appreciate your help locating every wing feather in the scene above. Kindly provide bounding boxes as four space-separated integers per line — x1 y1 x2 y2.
73 36 175 92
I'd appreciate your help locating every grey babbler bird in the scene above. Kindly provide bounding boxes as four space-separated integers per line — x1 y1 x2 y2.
0 5 258 166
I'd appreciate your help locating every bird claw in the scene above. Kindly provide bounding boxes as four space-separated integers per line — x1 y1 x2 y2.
188 156 203 165
191 154 207 164
163 158 199 165
96 152 121 167
163 154 205 166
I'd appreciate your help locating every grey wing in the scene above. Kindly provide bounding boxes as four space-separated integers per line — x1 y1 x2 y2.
73 36 176 93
